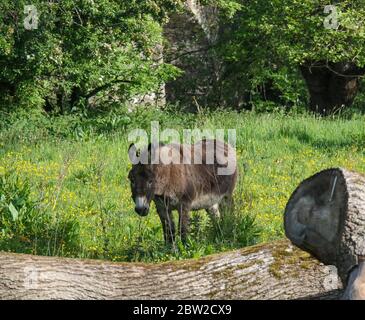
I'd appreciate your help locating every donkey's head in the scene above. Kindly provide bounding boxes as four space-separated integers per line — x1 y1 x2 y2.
128 143 156 216
128 163 155 216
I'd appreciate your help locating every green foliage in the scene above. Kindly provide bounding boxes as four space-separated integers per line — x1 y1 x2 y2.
0 170 79 256
212 0 365 109
217 0 365 65
2 0 365 112
208 200 261 248
0 0 182 111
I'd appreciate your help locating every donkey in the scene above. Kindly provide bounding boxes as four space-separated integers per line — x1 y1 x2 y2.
127 139 237 244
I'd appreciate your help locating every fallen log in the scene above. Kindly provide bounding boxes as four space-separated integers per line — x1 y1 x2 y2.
0 240 342 300
284 168 365 299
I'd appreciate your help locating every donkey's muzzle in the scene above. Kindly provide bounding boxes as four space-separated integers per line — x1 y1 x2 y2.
135 196 149 216
135 206 149 216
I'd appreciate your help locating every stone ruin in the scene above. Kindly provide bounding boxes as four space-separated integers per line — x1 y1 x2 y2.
131 0 221 109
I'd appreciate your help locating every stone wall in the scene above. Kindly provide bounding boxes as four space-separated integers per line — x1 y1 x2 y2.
131 1 223 109
163 0 221 109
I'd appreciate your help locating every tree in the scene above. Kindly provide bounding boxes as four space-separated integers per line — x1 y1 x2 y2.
0 0 182 112
215 0 365 114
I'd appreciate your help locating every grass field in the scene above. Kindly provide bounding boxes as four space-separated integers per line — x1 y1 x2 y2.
1 107 365 262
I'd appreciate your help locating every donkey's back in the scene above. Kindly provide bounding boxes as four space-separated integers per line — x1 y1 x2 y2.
178 139 237 210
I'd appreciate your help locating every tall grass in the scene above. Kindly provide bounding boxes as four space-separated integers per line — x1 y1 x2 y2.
1 107 365 262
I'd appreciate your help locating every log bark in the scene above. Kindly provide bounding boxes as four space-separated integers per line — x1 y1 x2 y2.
0 240 342 300
284 168 365 287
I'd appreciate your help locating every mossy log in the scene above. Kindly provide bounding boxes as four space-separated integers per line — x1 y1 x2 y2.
285 168 365 299
0 240 342 300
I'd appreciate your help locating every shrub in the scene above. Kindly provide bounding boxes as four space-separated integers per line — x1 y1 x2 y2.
0 170 79 256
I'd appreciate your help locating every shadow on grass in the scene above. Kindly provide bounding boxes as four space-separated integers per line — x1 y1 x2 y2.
278 126 365 151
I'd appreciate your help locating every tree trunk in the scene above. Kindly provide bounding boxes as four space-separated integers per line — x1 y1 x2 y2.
284 168 365 287
0 240 342 300
0 80 15 96
70 86 83 109
300 62 364 115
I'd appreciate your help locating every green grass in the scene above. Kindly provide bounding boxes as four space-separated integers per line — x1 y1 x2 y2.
1 107 365 262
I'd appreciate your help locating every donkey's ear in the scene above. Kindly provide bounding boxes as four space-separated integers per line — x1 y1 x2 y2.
128 143 140 163
129 143 140 155
147 142 163 164
148 142 164 151
147 143 154 164
129 143 135 152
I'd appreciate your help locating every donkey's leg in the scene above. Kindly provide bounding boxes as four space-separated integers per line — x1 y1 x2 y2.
206 203 223 238
178 205 190 243
219 194 235 215
165 210 176 244
159 209 176 244
155 200 175 244
206 203 221 220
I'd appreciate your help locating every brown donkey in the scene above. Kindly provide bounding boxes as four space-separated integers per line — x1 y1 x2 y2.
128 139 237 244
